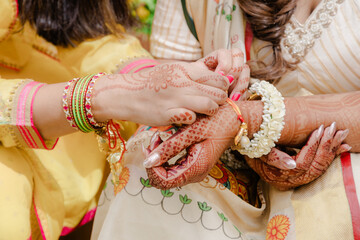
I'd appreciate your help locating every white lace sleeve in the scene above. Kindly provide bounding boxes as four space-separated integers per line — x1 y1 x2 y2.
150 0 202 61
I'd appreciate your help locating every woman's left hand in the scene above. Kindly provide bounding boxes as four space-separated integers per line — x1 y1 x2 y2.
144 104 239 189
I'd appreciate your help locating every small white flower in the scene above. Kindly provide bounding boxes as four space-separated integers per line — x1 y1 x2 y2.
238 81 285 158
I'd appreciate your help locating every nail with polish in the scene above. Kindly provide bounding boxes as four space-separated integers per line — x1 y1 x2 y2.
143 152 161 168
217 71 225 76
231 93 241 101
329 122 336 136
316 124 324 139
341 129 349 140
343 144 352 152
284 157 296 169
227 75 234 84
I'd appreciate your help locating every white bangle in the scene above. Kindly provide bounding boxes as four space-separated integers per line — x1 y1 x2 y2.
233 81 285 158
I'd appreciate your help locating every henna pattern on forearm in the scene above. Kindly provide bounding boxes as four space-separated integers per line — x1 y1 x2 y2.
239 91 360 150
147 90 360 189
280 92 360 150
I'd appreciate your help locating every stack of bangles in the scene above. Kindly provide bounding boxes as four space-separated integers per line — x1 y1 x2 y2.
227 81 286 158
62 72 107 133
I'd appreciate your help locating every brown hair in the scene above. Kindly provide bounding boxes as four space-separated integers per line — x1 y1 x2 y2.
18 0 133 47
237 0 297 82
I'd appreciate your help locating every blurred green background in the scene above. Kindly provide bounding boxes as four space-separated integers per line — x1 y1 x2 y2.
128 0 157 50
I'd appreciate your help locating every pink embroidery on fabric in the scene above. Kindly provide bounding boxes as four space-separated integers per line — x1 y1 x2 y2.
60 208 97 236
17 125 37 148
15 82 57 149
33 201 47 240
17 81 40 148
17 82 38 126
119 59 158 74
30 84 58 149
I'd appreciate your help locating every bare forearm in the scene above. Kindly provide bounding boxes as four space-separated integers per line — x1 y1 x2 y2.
32 82 77 140
239 91 360 151
32 75 130 140
33 61 230 140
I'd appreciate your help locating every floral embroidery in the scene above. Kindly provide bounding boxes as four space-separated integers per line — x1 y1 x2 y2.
114 166 130 195
266 215 290 240
118 176 244 239
215 2 236 21
282 0 345 61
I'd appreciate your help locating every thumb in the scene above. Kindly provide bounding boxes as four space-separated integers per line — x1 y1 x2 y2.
260 148 297 170
143 124 206 168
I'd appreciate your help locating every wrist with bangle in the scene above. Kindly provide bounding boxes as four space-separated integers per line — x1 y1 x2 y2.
227 81 286 159
62 57 159 194
63 72 107 133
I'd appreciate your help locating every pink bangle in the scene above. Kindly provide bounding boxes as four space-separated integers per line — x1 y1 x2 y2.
119 58 159 74
63 77 79 129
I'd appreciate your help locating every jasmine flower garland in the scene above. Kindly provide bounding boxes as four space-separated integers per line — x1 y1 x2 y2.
233 81 285 158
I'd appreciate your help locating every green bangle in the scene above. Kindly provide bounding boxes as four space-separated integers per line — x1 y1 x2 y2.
79 74 95 132
72 76 87 132
72 75 94 132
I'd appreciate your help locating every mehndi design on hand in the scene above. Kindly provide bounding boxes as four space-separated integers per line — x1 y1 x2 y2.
92 62 230 126
245 122 350 190
144 104 240 189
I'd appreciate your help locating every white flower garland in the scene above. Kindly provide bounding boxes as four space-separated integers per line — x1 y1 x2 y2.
233 81 285 158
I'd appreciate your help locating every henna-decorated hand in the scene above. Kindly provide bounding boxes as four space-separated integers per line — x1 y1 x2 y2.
194 48 250 100
245 122 351 190
143 104 239 189
92 62 231 126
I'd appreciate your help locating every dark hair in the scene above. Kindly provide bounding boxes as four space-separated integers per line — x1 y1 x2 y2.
18 0 133 47
237 0 297 82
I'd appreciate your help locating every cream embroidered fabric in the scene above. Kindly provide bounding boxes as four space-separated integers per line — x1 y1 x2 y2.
151 0 360 97
150 0 202 60
282 0 345 61
254 0 360 96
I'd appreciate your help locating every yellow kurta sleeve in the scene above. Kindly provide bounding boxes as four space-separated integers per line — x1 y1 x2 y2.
0 78 23 147
0 78 58 149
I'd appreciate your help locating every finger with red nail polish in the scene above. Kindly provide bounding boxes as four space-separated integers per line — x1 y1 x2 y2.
231 93 241 101
227 75 234 85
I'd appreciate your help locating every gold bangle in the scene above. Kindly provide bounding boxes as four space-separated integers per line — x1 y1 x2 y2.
226 99 250 147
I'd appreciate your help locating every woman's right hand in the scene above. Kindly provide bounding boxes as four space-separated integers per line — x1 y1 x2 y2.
92 61 230 126
245 123 351 190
